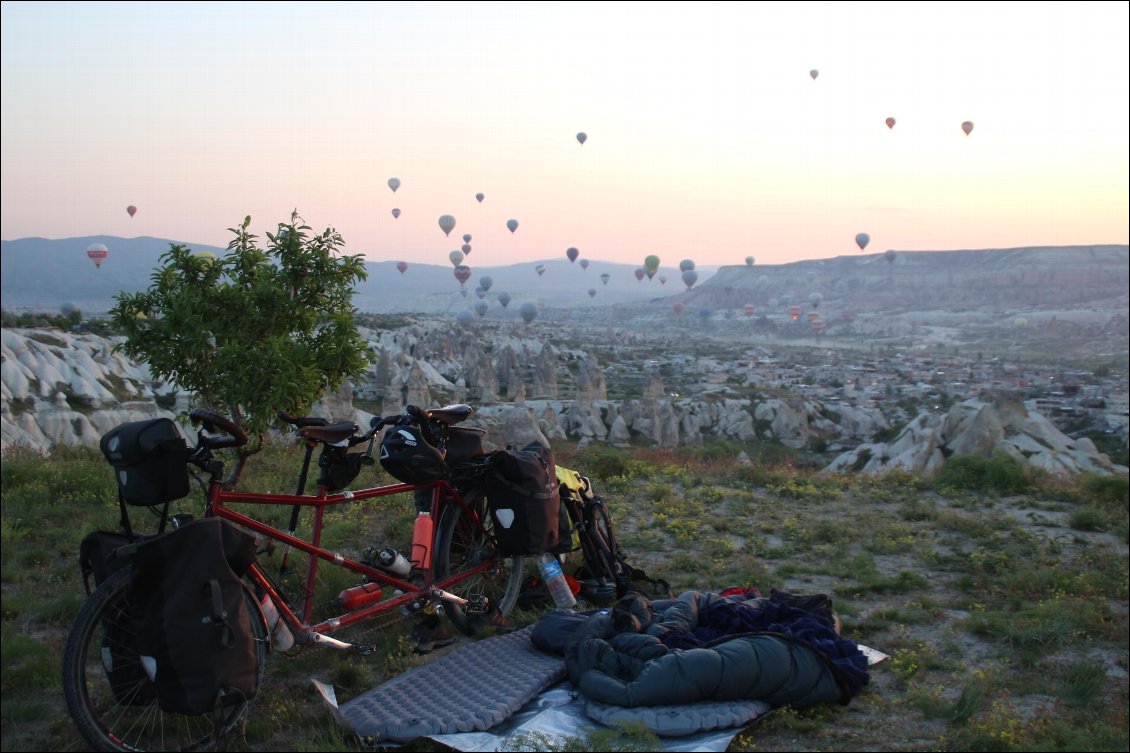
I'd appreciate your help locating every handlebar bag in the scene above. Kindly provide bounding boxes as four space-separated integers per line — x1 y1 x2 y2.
484 441 561 555
99 418 191 507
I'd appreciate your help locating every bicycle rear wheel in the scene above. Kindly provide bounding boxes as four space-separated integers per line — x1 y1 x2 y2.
62 567 269 752
434 486 524 634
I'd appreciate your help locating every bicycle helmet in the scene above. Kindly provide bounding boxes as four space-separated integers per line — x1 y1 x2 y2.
379 425 449 484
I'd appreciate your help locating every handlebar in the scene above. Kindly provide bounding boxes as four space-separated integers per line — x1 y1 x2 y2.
189 409 248 449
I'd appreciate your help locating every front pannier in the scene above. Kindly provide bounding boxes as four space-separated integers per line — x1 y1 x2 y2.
484 441 561 555
99 418 191 506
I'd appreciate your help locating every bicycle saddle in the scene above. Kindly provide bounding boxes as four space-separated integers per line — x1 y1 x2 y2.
421 404 473 425
298 422 360 444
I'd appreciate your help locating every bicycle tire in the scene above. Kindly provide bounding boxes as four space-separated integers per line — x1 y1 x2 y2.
62 566 269 752
434 485 524 634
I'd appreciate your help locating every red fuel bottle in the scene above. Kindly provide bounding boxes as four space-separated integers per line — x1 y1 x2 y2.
334 582 382 611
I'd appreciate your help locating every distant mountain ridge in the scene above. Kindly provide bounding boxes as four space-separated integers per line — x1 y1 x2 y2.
1 236 1126 316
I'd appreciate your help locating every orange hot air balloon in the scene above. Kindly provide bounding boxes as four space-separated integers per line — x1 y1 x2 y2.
885 117 896 130
126 205 137 217
962 121 974 136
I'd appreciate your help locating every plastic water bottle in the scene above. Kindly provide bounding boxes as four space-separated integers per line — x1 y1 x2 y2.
334 582 382 611
538 553 577 610
411 511 433 570
259 593 295 652
376 547 412 576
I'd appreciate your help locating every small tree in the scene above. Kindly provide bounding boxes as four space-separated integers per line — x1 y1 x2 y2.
110 211 371 486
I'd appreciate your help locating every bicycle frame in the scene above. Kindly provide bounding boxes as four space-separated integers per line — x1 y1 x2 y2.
202 472 496 648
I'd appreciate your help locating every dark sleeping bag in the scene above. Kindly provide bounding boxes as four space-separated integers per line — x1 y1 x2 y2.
563 590 867 711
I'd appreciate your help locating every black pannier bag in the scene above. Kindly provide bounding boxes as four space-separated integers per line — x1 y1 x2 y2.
100 418 191 506
484 441 561 555
379 423 449 484
129 517 260 716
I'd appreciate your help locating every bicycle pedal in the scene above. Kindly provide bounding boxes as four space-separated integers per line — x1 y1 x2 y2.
348 642 377 656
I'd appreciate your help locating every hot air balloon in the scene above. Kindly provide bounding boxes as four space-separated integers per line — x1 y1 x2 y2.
391 208 401 219
497 291 511 307
811 318 826 334
885 117 896 130
644 254 660 278
475 192 485 203
86 242 109 269
126 205 137 218
659 275 667 285
698 307 712 320
449 250 465 267
397 261 408 274
475 286 486 299
439 214 456 236
855 232 870 251
576 132 587 145
462 233 472 243
566 247 579 263
588 288 596 299
479 275 493 292
474 299 489 317
673 302 686 315
506 219 518 233
809 292 823 308
789 305 802 320
634 268 646 282
600 273 610 286
456 309 473 325
388 177 400 192
454 264 472 287
884 249 896 265
681 269 698 289
962 120 974 136
744 304 755 317
535 264 546 277
518 301 538 324
461 243 472 255
579 258 589 270
809 69 819 80
679 259 695 272
745 256 755 266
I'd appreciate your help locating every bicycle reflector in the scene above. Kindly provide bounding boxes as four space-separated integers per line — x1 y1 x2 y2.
379 425 449 484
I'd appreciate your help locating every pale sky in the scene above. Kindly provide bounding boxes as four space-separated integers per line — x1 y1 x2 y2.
2 1 1127 269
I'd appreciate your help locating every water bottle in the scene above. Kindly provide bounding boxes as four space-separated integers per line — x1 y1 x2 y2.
376 547 412 576
538 553 577 610
334 582 382 611
259 593 294 652
411 511 433 570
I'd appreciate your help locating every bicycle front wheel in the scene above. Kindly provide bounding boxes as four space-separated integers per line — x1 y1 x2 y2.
61 567 269 752
434 486 524 634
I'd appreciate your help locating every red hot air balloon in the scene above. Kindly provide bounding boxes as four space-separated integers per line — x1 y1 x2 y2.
566 247 579 263
962 121 974 136
397 261 408 274
885 117 896 130
454 265 472 286
126 205 137 217
86 243 109 269
461 243 472 255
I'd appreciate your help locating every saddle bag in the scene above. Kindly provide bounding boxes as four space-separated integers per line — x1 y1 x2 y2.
100 418 191 507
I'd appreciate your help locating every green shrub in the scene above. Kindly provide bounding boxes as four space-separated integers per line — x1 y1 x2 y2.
1080 474 1128 505
936 453 1031 495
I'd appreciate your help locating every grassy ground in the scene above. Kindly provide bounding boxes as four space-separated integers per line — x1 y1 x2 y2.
2 439 1127 752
